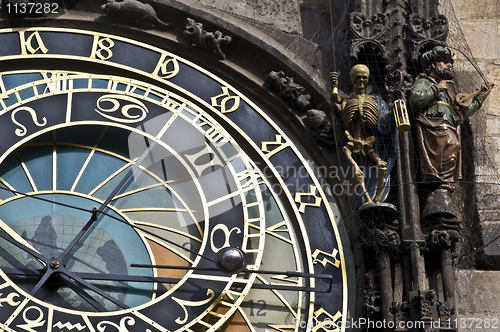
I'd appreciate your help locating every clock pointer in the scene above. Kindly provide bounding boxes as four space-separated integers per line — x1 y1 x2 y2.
77 269 333 293
28 140 160 298
0 227 129 309
131 247 334 293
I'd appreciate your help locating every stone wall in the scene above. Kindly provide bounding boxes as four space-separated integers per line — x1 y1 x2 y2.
452 0 500 327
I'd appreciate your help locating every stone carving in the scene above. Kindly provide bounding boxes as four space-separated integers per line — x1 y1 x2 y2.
437 300 455 319
350 12 388 39
410 14 449 40
303 109 335 148
384 70 413 97
409 14 449 61
264 70 312 111
390 301 408 327
418 289 438 320
363 271 381 317
183 18 232 60
330 65 397 206
100 0 173 30
427 230 460 250
349 12 389 62
409 46 493 222
372 229 401 253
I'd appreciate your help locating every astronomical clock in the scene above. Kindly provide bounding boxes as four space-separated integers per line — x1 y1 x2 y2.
0 27 349 332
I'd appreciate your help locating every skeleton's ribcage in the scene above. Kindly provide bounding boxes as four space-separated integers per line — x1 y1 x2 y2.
342 97 378 130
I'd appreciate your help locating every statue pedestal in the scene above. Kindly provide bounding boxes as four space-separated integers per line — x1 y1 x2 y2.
359 202 398 226
422 189 461 230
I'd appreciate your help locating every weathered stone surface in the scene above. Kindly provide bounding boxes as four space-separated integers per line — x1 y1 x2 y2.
458 20 499 60
484 65 500 114
196 0 302 34
451 0 500 20
481 223 500 257
456 270 500 314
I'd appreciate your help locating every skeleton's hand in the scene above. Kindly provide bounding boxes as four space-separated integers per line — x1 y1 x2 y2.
330 71 340 102
330 71 340 88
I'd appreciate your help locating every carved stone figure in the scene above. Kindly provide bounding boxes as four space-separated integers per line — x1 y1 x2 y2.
183 18 232 60
330 65 397 206
409 46 493 222
265 70 312 111
100 0 172 30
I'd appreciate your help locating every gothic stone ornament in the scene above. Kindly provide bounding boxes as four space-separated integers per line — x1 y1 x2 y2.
390 301 409 327
350 12 388 39
371 229 401 254
384 69 414 98
100 0 173 30
413 290 455 324
438 301 455 320
408 14 449 62
417 289 438 320
183 18 232 60
330 65 397 208
349 12 389 62
363 271 381 317
427 230 460 250
264 70 312 111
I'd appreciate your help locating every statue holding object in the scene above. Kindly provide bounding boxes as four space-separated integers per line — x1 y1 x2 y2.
409 46 493 223
330 65 399 215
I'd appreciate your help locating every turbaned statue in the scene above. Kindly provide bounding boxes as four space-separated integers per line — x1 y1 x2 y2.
409 46 493 221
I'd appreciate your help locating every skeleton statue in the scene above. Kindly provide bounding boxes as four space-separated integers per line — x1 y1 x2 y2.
330 64 397 204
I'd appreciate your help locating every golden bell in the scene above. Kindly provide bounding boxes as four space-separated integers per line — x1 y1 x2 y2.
393 99 410 132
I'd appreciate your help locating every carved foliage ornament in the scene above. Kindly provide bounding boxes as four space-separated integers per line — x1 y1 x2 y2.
350 12 388 39
409 14 449 61
409 14 449 41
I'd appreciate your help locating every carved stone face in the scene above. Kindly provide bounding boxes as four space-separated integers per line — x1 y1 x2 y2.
350 64 370 93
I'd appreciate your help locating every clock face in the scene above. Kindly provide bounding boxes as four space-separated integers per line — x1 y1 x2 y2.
0 28 348 332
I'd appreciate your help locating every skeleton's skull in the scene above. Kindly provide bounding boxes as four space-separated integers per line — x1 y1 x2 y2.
350 64 370 93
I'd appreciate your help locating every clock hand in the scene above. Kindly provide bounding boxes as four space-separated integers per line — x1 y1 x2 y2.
29 141 159 297
0 228 47 263
59 274 107 312
0 219 41 255
59 140 160 260
60 269 129 309
0 185 213 277
79 269 334 293
0 186 93 214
